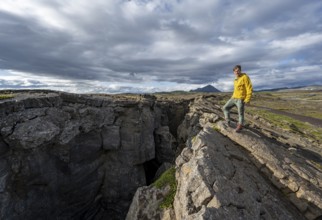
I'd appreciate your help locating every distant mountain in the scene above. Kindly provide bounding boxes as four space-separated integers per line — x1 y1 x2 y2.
190 85 221 93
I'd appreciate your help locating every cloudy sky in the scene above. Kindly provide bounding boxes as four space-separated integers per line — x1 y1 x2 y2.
0 0 322 93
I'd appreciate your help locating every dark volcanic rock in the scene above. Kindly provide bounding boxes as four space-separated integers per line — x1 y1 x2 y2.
0 91 185 220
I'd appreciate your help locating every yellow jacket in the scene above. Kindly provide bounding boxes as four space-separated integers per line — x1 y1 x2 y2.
232 73 253 103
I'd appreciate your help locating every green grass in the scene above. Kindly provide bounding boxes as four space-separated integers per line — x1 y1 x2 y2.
152 166 177 209
212 124 221 132
191 135 197 143
218 100 226 105
248 108 322 142
305 112 322 120
251 91 322 120
275 107 290 111
0 94 14 100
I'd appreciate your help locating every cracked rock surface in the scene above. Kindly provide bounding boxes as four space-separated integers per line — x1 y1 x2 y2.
174 127 304 220
128 95 322 220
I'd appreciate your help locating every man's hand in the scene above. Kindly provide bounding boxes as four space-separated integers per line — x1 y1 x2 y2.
244 101 251 106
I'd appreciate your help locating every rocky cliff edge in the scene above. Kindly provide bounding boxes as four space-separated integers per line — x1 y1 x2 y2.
0 91 321 220
127 95 322 220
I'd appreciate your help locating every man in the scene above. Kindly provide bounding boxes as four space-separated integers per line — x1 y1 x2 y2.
223 65 253 132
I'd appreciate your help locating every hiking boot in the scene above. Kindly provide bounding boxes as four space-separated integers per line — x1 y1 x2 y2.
235 124 243 132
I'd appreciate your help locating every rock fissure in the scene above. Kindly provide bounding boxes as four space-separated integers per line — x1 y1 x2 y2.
0 91 192 220
3 123 15 138
228 162 238 181
186 190 202 215
225 202 246 210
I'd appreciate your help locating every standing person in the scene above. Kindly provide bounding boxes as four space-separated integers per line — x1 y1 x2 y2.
223 65 253 132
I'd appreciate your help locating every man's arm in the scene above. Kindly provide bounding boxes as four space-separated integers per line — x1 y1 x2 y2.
244 75 253 103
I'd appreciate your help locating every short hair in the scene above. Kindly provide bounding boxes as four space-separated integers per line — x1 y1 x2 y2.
233 65 241 71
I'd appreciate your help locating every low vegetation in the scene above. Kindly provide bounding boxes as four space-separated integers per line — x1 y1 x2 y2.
252 91 322 120
0 93 14 100
152 166 177 209
248 108 322 143
243 90 322 144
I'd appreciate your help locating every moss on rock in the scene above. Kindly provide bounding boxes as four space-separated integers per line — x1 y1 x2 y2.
152 166 177 209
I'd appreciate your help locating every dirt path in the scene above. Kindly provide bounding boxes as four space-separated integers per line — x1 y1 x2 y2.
251 105 322 128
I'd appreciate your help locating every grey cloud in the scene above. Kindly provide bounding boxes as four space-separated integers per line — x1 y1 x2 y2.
0 0 322 92
0 79 45 88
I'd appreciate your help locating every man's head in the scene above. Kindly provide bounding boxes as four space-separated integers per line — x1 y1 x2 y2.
233 65 241 77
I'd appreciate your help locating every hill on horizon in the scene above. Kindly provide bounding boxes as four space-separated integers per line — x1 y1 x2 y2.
190 85 221 93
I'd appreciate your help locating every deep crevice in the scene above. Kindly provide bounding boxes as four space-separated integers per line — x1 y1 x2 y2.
143 159 161 185
0 92 191 220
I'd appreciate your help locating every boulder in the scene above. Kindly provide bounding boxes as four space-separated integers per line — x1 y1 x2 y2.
125 185 174 220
